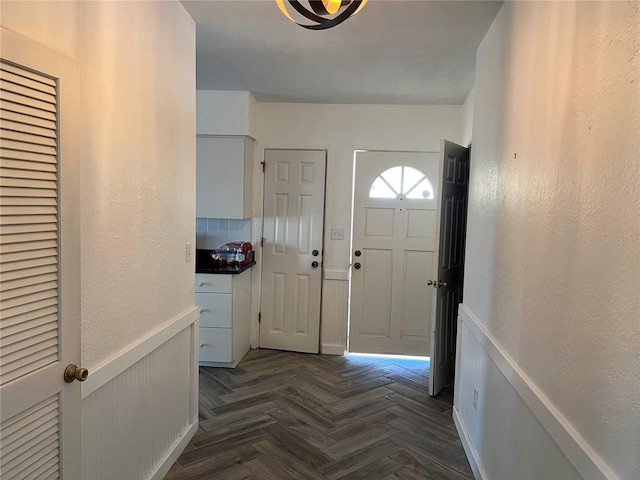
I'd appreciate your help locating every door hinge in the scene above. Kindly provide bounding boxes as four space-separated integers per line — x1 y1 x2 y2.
261 236 265 247
258 312 261 323
261 161 265 172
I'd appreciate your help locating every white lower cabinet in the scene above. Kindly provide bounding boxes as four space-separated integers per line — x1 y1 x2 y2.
195 270 251 367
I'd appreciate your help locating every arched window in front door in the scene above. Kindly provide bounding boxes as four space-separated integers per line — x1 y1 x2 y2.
369 166 435 199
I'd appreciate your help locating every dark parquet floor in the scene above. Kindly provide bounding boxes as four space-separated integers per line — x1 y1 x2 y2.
165 348 473 480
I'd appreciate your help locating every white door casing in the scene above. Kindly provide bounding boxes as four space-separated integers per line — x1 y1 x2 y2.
429 140 470 396
0 28 81 479
349 151 439 356
260 150 326 353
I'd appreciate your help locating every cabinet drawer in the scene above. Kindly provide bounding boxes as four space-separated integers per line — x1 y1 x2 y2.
199 327 232 363
195 274 232 293
196 293 232 328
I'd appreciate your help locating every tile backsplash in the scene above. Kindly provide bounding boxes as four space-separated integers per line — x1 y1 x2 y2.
196 218 252 250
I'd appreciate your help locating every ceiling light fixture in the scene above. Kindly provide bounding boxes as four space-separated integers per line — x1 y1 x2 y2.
276 0 368 30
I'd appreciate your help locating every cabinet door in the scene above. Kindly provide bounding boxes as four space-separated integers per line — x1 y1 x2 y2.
195 274 232 293
199 328 232 362
196 136 251 219
196 293 232 328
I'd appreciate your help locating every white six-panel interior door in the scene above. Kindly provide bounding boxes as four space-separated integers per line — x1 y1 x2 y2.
260 149 326 353
349 151 439 356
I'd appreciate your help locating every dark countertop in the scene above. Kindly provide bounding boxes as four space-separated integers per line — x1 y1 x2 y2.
196 260 256 275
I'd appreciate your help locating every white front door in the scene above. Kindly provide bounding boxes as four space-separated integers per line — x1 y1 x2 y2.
260 150 326 353
429 140 470 396
0 29 81 479
349 151 439 356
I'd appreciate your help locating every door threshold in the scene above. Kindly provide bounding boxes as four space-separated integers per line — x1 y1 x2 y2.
347 352 430 361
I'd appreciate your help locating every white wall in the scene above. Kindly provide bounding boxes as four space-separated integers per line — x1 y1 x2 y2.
78 0 196 369
461 88 474 147
1 2 198 478
0 0 80 59
197 89 258 138
457 1 640 479
256 103 462 351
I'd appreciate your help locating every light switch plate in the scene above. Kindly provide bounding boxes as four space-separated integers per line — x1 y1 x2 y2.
331 228 344 240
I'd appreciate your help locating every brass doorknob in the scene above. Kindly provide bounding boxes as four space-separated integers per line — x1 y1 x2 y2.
438 280 448 288
64 364 89 383
427 280 434 286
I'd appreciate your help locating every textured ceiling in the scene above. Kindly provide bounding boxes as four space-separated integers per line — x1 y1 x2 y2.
180 1 503 105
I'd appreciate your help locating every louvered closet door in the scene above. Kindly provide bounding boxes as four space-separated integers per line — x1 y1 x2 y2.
0 37 81 480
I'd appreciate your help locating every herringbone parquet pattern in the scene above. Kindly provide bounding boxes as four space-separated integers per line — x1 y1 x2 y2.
165 349 473 480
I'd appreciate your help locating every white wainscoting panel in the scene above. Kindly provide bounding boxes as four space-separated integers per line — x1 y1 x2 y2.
82 307 199 398
320 275 349 354
81 324 197 480
454 304 608 480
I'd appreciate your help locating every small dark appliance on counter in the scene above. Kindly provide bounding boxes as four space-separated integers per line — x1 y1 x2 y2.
196 242 254 274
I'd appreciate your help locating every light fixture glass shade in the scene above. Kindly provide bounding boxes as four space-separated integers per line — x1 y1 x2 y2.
325 0 341 14
276 0 368 30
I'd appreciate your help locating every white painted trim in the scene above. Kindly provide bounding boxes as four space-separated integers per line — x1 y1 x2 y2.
200 359 241 368
82 307 200 399
189 320 199 423
453 406 484 480
323 269 349 281
148 420 198 480
321 343 346 355
458 304 616 480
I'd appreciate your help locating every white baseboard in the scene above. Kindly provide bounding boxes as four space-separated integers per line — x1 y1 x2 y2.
453 406 484 480
458 304 615 480
82 306 200 398
321 343 346 355
149 420 198 480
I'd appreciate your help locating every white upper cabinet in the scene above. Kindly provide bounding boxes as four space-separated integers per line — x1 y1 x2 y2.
196 136 253 219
